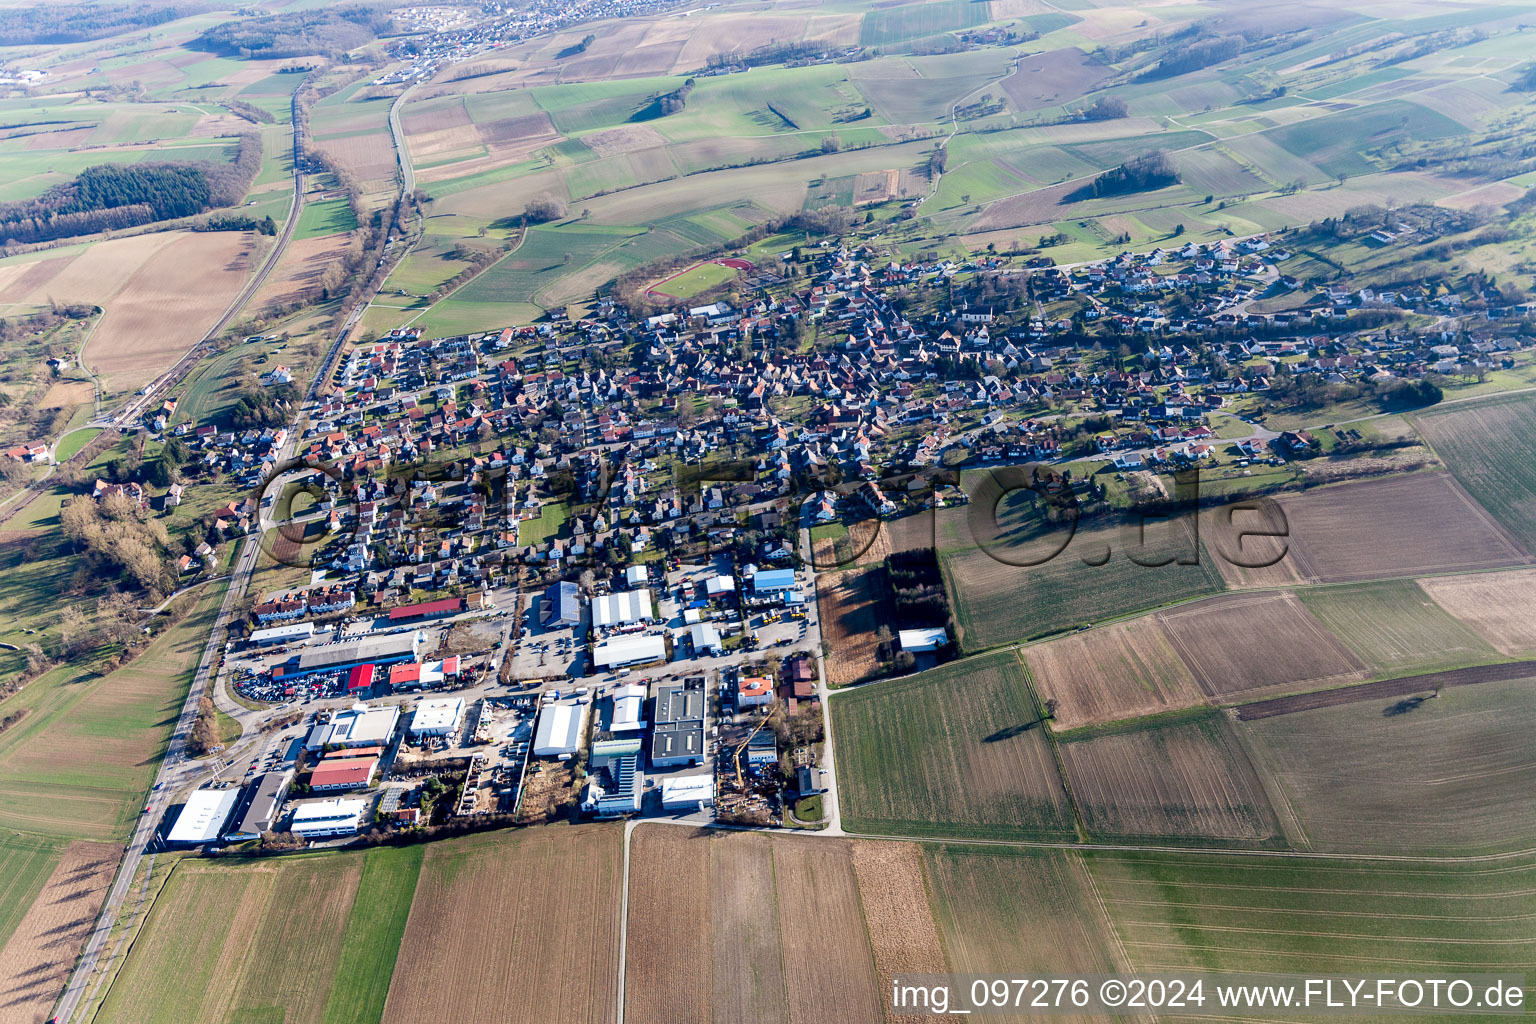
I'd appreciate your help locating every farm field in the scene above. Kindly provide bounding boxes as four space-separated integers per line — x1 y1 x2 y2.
941 506 1225 650
830 651 1074 840
0 839 119 1024
1157 590 1368 701
0 833 67 954
0 575 227 841
1414 391 1536 553
815 567 894 687
624 826 919 1024
1298 578 1504 675
382 825 622 1024
1089 849 1536 980
1275 473 1529 583
1058 714 1281 843
925 845 1124 1024
1024 616 1205 731
1420 568 1536 656
1236 675 1536 854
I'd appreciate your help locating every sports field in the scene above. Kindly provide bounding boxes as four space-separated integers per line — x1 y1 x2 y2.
831 651 1075 840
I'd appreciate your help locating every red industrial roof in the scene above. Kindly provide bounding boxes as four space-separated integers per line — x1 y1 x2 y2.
322 745 383 760
347 664 375 691
441 655 460 675
388 597 462 621
309 757 377 790
389 662 422 685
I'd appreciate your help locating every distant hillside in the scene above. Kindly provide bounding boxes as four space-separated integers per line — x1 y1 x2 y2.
190 5 391 59
0 3 207 45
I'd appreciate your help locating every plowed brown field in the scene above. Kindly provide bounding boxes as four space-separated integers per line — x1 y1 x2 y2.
0 841 118 1023
1025 616 1206 730
1420 568 1536 656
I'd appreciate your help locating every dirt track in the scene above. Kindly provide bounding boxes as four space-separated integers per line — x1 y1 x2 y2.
1234 660 1536 719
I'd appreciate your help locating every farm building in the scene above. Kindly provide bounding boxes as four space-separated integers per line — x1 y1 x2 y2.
651 677 706 768
304 702 401 751
704 574 736 597
224 770 292 841
541 581 580 627
166 788 240 846
289 798 367 837
388 596 464 623
410 696 465 739
249 622 314 646
688 622 723 656
591 589 655 628
533 696 591 758
660 774 714 811
898 627 948 652
752 569 796 595
593 634 666 669
291 632 420 679
309 756 377 791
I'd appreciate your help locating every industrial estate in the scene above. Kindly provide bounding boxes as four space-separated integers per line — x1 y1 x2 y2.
4 0 1536 1020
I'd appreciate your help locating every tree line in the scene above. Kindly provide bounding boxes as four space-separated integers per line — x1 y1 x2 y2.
192 5 391 59
0 2 205 45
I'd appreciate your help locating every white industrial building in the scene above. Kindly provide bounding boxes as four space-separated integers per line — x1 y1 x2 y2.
533 696 590 757
409 696 466 739
249 622 314 646
289 798 367 837
609 684 647 733
167 788 240 846
660 774 715 811
704 574 736 597
898 627 948 652
624 564 649 587
304 702 401 751
688 622 722 656
592 633 666 669
590 589 654 629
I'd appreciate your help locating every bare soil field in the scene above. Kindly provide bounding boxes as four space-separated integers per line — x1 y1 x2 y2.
849 841 949 1024
1025 616 1206 731
1199 498 1306 588
673 14 812 68
1157 591 1368 701
1234 660 1536 720
63 232 257 394
581 124 666 157
817 567 895 686
972 181 1077 231
626 827 895 1024
1001 48 1112 111
1059 714 1281 841
1420 568 1536 656
924 845 1124 1024
39 379 93 411
478 112 558 145
254 233 355 311
383 825 622 1024
1276 473 1528 583
314 130 398 188
853 169 901 205
0 840 118 1023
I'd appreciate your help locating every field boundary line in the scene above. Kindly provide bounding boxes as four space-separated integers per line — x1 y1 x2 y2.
397 221 528 330
1011 650 1086 841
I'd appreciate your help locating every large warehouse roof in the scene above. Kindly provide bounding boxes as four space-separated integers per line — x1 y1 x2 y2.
322 703 400 747
533 699 589 757
167 788 240 845
410 696 465 735
592 634 666 669
297 633 419 672
290 798 366 836
250 622 314 645
591 589 653 628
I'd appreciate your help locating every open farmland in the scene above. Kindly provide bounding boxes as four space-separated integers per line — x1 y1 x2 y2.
0 840 118 1023
1024 617 1206 731
382 825 622 1024
1297 578 1503 675
925 846 1124 1024
1199 498 1306 588
1157 591 1367 701
624 826 896 1024
1420 568 1536 656
0 833 66 956
1058 714 1281 843
1237 675 1536 854
1275 473 1528 583
1414 392 1536 553
941 502 1225 650
831 652 1074 840
99 851 371 1024
1089 850 1536 979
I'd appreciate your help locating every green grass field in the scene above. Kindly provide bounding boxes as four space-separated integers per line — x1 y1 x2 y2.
54 427 101 462
1414 392 1536 553
0 832 64 950
858 0 991 47
830 651 1076 840
1297 579 1504 676
652 261 738 299
294 198 358 240
320 845 425 1024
